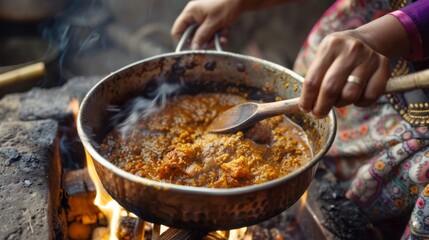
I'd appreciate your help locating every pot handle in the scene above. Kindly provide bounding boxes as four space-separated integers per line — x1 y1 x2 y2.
175 24 223 52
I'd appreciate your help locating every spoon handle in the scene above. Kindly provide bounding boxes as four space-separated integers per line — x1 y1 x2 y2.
257 98 301 118
385 68 429 93
256 68 429 118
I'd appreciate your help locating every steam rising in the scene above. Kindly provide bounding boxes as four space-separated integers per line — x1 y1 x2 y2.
109 82 184 137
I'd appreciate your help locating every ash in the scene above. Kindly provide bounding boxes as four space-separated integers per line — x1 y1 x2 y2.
317 173 373 240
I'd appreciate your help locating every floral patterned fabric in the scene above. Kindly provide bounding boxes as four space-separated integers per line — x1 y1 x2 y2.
292 0 429 239
324 98 429 239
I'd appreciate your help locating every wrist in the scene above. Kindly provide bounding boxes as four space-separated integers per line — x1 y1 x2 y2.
353 14 410 59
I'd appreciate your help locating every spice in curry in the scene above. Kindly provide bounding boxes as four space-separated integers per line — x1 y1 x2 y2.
100 93 312 188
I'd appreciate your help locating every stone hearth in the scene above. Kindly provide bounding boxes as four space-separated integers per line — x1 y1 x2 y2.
0 77 100 239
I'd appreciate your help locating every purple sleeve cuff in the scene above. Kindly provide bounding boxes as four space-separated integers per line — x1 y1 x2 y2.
390 0 429 61
390 10 423 61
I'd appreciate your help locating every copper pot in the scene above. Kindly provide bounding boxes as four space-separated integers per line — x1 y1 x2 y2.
77 27 336 230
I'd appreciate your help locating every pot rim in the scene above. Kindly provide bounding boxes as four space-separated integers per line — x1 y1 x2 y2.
77 49 337 195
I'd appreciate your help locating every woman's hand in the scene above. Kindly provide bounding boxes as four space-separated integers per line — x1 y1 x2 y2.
299 13 411 118
171 0 294 49
299 30 391 118
171 0 244 49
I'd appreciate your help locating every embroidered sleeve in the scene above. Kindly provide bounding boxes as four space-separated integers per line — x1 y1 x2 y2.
390 0 429 61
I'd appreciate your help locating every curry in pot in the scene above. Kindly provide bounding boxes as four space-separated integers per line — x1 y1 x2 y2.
100 92 312 188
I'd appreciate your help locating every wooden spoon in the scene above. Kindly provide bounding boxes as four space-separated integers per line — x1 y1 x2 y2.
207 69 429 133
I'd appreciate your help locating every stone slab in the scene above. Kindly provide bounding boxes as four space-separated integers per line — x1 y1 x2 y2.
19 76 101 121
0 120 61 239
0 94 22 123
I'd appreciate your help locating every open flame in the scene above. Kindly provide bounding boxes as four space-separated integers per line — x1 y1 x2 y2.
86 150 123 240
67 98 80 120
300 190 308 209
295 190 308 232
69 98 123 240
223 228 247 240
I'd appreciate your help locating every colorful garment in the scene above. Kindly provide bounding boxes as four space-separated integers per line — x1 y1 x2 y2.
292 0 429 239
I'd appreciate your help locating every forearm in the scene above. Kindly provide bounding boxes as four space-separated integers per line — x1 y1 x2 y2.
353 0 429 61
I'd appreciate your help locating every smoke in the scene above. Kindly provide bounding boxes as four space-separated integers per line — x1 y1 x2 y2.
40 0 184 81
40 0 111 80
109 81 184 138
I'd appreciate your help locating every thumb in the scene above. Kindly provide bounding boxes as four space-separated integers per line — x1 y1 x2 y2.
171 12 196 41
